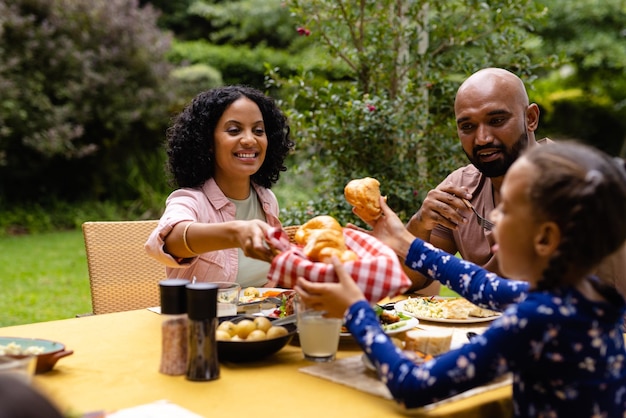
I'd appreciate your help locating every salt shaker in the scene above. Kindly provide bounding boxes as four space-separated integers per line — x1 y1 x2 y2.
185 283 220 381
158 278 190 376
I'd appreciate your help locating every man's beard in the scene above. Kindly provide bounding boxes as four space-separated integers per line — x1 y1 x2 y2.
465 132 529 178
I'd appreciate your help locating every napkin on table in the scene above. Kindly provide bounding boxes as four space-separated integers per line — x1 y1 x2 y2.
106 400 203 417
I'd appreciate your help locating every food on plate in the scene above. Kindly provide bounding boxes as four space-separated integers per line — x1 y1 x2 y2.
295 215 358 263
0 342 45 356
239 288 289 305
216 319 289 342
403 328 453 356
380 310 401 325
274 290 296 317
242 287 260 298
401 297 499 320
342 306 414 334
344 177 384 223
392 333 437 361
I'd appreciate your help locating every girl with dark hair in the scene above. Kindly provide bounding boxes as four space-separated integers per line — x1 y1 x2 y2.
296 141 626 416
146 86 294 287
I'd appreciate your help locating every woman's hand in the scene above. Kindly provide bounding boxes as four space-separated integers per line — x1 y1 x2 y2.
295 256 366 319
236 219 274 262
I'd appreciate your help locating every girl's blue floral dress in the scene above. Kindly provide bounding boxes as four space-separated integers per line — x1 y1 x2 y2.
346 239 626 417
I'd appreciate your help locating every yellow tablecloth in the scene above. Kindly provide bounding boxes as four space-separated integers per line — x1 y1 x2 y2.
0 309 512 417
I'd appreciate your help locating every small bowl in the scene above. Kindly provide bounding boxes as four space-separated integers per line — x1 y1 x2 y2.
217 316 297 363
0 337 73 374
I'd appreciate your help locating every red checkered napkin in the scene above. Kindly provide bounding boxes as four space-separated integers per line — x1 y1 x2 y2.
265 227 411 303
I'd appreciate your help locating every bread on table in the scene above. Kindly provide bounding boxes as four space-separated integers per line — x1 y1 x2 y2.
403 328 453 356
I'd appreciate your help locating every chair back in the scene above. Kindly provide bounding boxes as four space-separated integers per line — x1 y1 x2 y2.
82 220 165 315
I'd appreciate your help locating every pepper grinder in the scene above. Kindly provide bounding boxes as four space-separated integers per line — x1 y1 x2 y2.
185 282 220 381
158 278 190 376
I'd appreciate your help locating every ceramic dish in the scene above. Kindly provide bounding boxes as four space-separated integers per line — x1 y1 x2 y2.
217 315 297 362
0 337 73 374
394 298 501 324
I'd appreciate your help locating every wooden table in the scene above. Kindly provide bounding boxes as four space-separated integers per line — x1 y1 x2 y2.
0 309 512 417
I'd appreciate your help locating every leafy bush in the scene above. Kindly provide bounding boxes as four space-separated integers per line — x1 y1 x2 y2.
0 0 175 203
168 40 342 90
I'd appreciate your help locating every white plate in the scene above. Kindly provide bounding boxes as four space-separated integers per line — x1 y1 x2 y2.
340 316 419 337
394 298 501 324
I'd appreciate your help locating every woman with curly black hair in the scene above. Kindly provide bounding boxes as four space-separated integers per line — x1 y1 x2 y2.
145 86 294 287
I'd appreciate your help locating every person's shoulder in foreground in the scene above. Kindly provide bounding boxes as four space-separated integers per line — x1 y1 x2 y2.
0 374 64 418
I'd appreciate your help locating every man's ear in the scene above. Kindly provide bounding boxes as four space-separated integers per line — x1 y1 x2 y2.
535 221 560 256
526 103 540 132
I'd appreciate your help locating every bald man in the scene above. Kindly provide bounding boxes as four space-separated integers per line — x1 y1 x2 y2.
403 68 625 299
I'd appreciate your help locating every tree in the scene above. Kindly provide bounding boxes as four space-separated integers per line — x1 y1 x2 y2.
0 0 174 203
272 0 555 224
530 0 626 156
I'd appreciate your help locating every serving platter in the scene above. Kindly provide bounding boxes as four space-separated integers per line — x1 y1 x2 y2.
394 298 501 324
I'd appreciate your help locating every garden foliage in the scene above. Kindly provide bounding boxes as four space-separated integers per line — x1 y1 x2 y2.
0 0 174 203
272 0 555 225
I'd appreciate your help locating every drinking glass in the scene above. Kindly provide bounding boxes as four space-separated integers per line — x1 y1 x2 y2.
295 297 342 362
214 282 241 317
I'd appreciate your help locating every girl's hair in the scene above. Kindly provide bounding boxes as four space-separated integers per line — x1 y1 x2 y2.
524 141 626 290
166 85 294 189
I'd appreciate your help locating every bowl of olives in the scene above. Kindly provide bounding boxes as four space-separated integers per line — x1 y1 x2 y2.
216 315 297 362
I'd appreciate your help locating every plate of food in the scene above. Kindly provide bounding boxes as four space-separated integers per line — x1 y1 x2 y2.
238 287 295 317
0 337 73 374
394 296 501 324
340 307 419 337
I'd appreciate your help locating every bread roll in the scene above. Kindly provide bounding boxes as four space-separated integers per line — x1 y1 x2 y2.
403 329 452 356
295 216 358 263
294 215 342 245
344 177 383 223
303 229 357 263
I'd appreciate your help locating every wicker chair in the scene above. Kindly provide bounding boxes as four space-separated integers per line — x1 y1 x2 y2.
82 220 165 315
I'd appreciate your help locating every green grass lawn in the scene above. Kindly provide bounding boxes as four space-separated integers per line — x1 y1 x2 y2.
0 229 92 327
0 228 458 327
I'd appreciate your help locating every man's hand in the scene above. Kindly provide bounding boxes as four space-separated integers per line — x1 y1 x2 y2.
407 185 472 235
